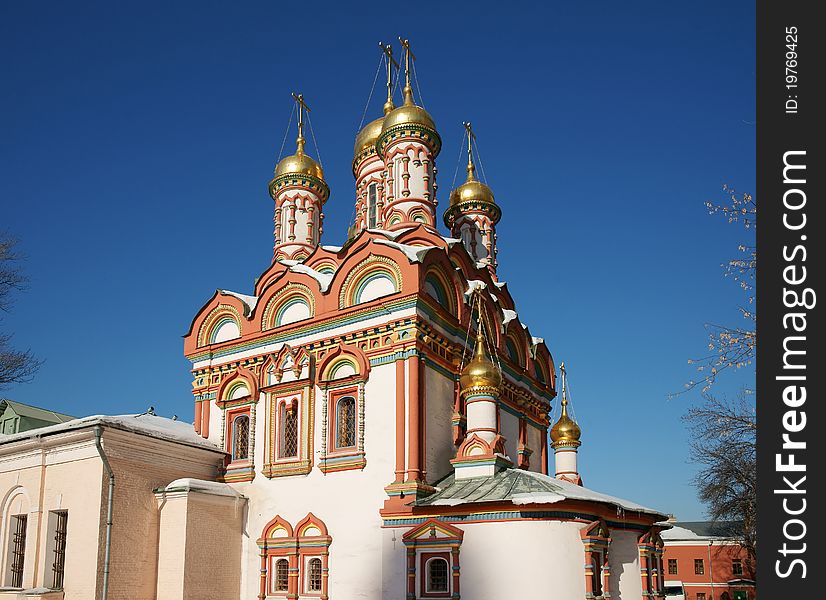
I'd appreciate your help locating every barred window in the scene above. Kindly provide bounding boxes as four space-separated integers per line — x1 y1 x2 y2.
307 557 322 592
51 511 69 589
10 514 27 588
280 403 298 458
368 183 378 228
426 557 449 593
274 558 289 592
668 558 678 575
336 396 356 449
694 559 705 575
232 415 250 461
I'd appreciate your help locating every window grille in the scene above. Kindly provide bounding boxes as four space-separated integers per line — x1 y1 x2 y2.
280 404 298 458
695 558 705 575
732 558 743 575
368 183 378 228
51 511 69 589
307 557 322 592
232 415 250 460
427 558 449 593
336 396 356 448
10 514 27 588
668 559 678 575
274 558 289 592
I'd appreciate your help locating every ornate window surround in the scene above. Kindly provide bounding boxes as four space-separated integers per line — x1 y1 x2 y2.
581 519 612 599
402 518 463 600
256 513 332 600
216 367 258 483
638 528 665 600
317 344 369 474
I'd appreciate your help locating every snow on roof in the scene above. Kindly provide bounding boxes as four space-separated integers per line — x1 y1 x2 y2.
661 521 742 540
365 227 413 240
416 468 666 518
219 289 259 314
0 413 223 453
531 336 545 347
502 309 518 328
161 478 245 498
465 280 487 298
288 263 334 292
440 235 463 247
374 239 436 263
321 245 342 253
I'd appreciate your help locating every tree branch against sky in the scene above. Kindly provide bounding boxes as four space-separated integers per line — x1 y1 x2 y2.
681 187 757 574
0 234 42 388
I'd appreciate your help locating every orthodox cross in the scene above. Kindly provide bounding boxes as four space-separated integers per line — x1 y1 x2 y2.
463 121 477 178
291 92 311 152
399 37 415 89
379 42 399 104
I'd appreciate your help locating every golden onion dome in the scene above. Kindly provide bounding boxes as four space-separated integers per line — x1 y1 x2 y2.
379 86 437 142
449 164 496 208
354 116 384 160
550 383 581 447
460 332 502 393
274 150 324 180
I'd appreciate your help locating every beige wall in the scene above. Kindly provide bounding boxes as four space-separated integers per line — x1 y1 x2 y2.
0 425 225 600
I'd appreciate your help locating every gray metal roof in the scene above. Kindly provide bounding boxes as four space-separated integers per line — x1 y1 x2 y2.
415 468 666 518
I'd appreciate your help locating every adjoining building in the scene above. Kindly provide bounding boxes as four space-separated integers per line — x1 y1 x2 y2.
661 521 755 600
0 401 74 436
1 41 671 600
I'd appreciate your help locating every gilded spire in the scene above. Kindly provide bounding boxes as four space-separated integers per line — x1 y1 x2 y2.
399 37 415 106
380 41 398 115
464 121 477 182
292 92 309 155
550 362 582 447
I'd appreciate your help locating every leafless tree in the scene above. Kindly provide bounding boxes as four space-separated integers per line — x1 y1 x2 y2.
681 187 757 576
1 234 42 388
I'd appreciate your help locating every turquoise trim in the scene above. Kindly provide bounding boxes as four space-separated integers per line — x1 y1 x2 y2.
383 512 653 531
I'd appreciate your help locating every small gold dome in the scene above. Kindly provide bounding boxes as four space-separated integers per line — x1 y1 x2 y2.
379 86 437 140
550 411 581 446
274 150 324 180
449 166 496 208
354 116 384 159
460 333 502 392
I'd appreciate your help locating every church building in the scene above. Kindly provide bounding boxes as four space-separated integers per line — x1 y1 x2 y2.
1 41 668 600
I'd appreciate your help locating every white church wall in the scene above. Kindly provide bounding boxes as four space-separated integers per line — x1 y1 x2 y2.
424 366 455 484
236 361 399 600
609 529 644 600
454 520 586 599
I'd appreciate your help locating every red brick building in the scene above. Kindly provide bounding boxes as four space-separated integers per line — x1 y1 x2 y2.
662 521 755 600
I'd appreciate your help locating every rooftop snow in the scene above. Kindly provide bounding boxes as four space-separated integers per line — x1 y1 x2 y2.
161 478 245 498
373 239 436 263
0 413 223 453
219 290 258 314
415 468 666 517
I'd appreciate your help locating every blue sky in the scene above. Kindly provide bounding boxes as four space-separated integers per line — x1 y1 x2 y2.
1 1 754 520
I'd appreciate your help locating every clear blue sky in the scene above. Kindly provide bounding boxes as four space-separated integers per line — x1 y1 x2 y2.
1 1 754 520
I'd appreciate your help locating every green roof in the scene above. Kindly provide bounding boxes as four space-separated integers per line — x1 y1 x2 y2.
0 399 76 424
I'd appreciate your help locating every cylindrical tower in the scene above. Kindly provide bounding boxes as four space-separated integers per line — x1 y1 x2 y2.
444 123 501 277
375 40 441 230
550 363 583 485
268 95 329 262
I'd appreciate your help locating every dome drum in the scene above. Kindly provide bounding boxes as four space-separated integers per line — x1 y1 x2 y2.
269 173 330 203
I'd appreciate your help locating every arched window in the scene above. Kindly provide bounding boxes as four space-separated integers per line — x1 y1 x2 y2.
426 557 449 593
592 553 603 596
274 558 289 592
279 402 298 458
367 183 378 228
307 557 323 592
232 415 250 461
336 396 356 449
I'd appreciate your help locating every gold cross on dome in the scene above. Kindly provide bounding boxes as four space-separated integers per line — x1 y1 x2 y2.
291 92 311 152
399 37 416 88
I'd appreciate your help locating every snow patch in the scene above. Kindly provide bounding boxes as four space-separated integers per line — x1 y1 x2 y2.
511 492 565 505
288 263 334 292
219 289 258 315
373 239 435 263
163 478 245 498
